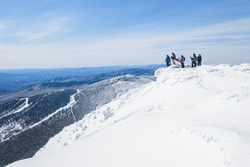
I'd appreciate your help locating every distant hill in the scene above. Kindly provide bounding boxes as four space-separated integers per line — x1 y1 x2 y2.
0 66 164 104
0 64 164 91
0 90 11 95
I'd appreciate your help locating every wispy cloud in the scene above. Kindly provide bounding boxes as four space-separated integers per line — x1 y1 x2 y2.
69 18 250 52
0 9 72 43
176 18 250 40
16 16 71 41
62 18 250 65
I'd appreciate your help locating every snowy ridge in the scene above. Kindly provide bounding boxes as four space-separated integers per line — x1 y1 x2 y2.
13 98 29 114
1 75 156 167
108 75 140 84
8 64 250 167
34 84 147 156
0 98 29 120
29 89 81 129
0 89 77 143
0 98 30 142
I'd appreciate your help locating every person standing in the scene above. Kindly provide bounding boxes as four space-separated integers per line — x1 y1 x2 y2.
171 52 177 65
191 53 197 67
165 55 171 67
180 55 185 68
197 54 202 66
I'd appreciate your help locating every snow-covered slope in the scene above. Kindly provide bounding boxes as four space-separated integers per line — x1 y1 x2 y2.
7 64 250 167
0 74 154 167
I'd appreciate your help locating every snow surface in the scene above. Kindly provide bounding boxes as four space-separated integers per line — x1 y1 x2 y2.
7 64 250 167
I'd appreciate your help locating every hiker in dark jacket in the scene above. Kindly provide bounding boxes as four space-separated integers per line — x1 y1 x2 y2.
197 54 202 66
171 52 177 65
179 55 185 68
191 53 197 67
165 55 171 67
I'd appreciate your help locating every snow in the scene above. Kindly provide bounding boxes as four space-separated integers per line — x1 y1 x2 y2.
7 64 250 167
29 89 80 129
13 98 29 114
0 98 29 142
0 98 29 120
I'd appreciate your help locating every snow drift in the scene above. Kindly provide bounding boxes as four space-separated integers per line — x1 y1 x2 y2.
7 64 250 167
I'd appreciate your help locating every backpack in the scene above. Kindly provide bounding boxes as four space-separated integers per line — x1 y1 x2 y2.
183 57 185 61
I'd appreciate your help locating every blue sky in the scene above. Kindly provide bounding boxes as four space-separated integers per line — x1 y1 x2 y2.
0 0 249 69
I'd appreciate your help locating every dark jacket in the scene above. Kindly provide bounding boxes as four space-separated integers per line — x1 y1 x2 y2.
171 53 176 60
198 55 202 62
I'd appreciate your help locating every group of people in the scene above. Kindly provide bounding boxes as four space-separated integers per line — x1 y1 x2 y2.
165 53 202 68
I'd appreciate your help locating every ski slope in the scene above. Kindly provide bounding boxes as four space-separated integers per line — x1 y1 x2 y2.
7 64 250 167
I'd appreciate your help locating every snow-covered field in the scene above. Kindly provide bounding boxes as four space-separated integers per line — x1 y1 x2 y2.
7 64 250 167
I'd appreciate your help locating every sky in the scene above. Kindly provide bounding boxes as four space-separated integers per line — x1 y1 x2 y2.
0 0 249 69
